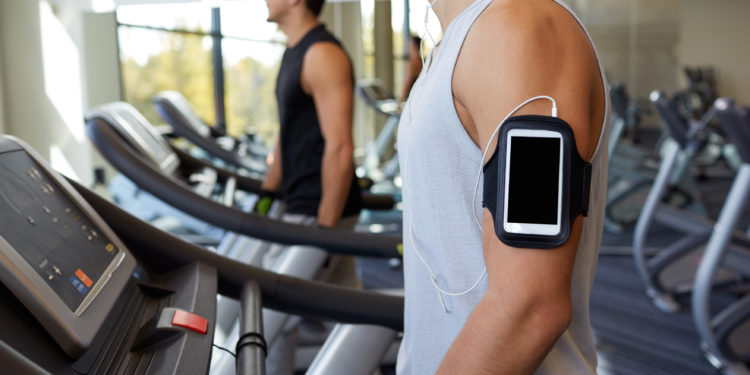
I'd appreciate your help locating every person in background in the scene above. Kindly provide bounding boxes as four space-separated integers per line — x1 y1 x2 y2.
399 35 423 103
260 0 363 373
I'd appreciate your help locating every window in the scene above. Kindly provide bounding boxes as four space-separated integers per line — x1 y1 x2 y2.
118 26 215 126
116 2 284 144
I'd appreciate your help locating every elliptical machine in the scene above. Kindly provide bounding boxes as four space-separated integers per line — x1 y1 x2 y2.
632 90 725 313
692 98 750 375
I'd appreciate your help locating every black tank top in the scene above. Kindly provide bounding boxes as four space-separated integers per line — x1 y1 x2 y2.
275 24 362 217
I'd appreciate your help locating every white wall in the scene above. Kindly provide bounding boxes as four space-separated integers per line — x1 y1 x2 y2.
83 11 121 108
678 0 750 104
571 0 750 105
0 0 93 184
572 0 681 101
82 11 122 185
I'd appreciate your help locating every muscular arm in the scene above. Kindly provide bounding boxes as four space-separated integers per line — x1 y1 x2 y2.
301 42 355 228
436 3 605 374
261 139 282 192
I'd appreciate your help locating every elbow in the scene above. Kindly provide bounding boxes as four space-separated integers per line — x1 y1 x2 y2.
324 141 354 162
548 298 572 338
490 288 572 345
330 140 353 154
531 294 572 344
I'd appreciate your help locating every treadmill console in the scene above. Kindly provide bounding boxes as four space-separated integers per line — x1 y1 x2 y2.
87 102 180 175
0 137 136 358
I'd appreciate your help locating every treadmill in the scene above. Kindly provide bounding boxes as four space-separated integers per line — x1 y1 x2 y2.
107 100 394 228
85 102 403 373
0 135 403 375
85 102 401 258
153 91 269 175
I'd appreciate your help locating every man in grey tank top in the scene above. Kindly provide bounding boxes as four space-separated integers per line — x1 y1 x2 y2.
396 0 609 374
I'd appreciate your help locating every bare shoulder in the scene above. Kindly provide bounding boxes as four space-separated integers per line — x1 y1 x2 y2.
466 0 597 76
304 42 351 75
454 0 605 159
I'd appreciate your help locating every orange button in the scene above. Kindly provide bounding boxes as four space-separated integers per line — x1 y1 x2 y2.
75 269 93 288
172 309 208 335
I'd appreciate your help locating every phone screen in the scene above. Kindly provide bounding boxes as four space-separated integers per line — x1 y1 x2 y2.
507 136 561 225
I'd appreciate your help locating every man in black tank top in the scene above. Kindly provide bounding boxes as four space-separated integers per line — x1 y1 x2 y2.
261 0 362 227
260 1 363 373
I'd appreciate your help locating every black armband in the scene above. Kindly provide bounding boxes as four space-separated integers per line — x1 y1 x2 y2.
482 115 592 249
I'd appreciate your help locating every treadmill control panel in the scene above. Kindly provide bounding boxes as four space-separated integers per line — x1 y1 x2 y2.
0 150 121 313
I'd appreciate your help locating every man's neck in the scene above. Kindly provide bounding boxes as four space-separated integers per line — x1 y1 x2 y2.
278 12 320 47
433 0 475 32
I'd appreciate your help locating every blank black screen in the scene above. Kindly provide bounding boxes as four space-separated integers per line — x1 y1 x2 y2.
507 136 560 224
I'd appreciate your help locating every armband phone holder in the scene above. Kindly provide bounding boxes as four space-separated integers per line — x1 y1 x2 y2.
482 115 592 249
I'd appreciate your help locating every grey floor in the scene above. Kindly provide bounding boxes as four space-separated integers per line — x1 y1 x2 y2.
591 256 716 375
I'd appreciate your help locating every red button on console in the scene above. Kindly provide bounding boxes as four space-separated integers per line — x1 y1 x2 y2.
172 309 208 335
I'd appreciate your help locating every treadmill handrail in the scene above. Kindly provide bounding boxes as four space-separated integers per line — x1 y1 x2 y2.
85 116 402 259
71 179 404 331
154 91 213 138
126 99 394 210
154 92 257 171
170 145 263 194
170 136 395 210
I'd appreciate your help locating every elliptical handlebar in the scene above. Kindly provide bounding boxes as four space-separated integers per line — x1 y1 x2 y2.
715 98 750 164
650 90 690 147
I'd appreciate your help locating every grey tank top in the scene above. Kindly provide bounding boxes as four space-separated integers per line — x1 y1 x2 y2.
395 1 610 374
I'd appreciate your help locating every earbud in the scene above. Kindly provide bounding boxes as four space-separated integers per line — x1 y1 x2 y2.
420 0 440 66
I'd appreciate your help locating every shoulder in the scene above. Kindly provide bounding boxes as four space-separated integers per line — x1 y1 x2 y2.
461 1 595 85
454 0 605 159
472 1 587 46
304 41 351 72
301 40 352 93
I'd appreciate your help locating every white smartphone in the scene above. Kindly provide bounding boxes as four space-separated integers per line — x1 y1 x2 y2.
502 128 564 236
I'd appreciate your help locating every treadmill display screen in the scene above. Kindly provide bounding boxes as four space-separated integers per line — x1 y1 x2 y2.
0 151 121 312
